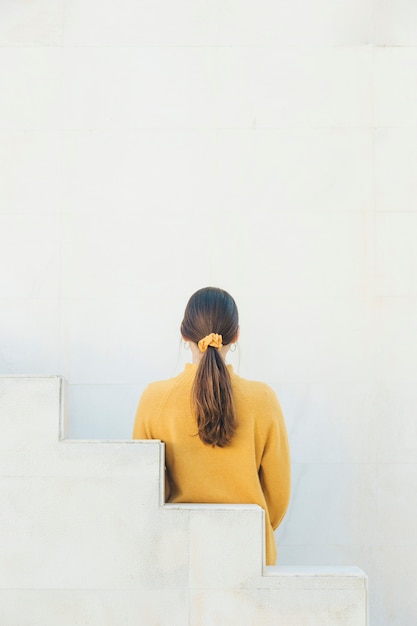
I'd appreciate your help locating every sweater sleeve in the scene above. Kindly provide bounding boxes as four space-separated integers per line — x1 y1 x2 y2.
132 383 172 501
258 387 291 530
132 384 159 440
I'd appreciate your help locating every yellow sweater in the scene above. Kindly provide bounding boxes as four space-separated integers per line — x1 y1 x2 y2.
133 363 291 565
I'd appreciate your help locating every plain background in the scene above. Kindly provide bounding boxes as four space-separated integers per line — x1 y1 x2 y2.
1 1 417 624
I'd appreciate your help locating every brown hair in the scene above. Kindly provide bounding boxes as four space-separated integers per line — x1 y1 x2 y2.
181 287 239 447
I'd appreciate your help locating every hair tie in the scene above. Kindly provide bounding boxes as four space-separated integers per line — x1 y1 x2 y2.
198 333 223 353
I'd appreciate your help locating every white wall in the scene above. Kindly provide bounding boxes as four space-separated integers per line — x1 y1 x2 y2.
0 1 416 624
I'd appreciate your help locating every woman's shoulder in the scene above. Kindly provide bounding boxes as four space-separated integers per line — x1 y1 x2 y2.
232 371 280 406
140 365 194 402
141 375 179 400
232 373 284 433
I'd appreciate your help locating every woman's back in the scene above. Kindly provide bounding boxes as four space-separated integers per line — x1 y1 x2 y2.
133 360 290 565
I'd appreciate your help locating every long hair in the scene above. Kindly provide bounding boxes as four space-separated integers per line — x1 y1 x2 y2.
180 287 239 447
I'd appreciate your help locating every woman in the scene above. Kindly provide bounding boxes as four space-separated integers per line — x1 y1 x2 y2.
133 287 290 565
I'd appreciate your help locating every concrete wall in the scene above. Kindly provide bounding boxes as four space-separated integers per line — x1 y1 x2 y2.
0 376 368 625
0 1 416 624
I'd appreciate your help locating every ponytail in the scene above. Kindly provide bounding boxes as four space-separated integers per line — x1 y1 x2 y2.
180 287 239 447
193 346 236 447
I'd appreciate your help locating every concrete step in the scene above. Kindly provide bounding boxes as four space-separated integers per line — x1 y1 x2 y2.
0 376 368 625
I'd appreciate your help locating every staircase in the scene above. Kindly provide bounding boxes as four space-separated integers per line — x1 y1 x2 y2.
0 376 368 625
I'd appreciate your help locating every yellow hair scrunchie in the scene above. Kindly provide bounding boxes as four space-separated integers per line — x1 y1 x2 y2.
198 333 223 353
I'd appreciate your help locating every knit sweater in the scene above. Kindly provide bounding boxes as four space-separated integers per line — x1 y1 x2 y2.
133 363 291 565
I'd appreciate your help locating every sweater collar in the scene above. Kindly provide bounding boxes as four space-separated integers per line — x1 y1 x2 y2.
184 362 234 375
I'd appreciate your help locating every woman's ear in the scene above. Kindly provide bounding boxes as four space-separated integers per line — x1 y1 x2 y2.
232 327 240 343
